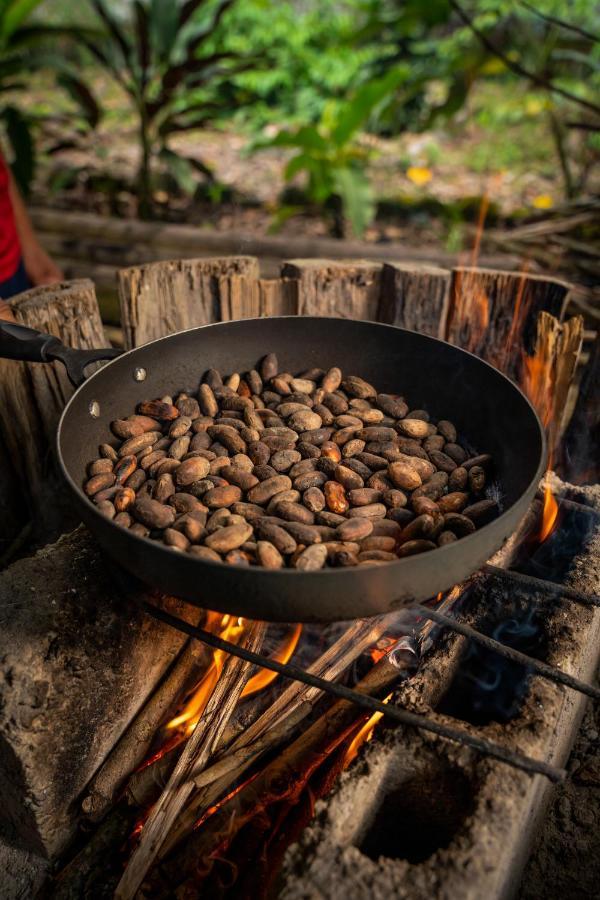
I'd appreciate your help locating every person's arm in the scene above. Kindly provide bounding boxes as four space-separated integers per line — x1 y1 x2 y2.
8 172 63 287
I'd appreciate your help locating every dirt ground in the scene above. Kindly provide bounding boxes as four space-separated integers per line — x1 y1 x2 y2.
519 675 600 899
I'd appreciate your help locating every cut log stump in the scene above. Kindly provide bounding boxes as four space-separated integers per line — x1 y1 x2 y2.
0 527 193 859
378 262 451 338
281 259 382 321
118 256 260 348
0 280 109 547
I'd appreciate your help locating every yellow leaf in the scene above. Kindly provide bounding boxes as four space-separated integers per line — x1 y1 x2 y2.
532 194 554 209
406 166 432 186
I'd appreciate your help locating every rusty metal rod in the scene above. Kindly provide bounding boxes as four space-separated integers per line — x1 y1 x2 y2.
482 564 600 609
414 604 600 701
145 603 565 784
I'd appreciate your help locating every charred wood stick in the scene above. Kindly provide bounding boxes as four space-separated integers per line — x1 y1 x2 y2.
125 615 390 809
115 621 266 900
82 636 207 822
482 564 600 609
151 656 399 891
414 604 600 701
145 604 565 783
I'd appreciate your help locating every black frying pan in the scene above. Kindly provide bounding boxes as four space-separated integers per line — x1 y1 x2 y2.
0 317 546 622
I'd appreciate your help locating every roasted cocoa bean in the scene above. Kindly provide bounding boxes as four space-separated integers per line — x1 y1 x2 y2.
342 438 365 458
270 449 302 472
468 465 486 494
438 530 457 546
247 474 292 505
137 400 179 421
153 473 176 503
253 464 278 481
324 480 349 514
99 443 118 462
273 501 315 525
320 441 342 462
411 496 441 517
448 466 468 491
347 502 387 519
118 431 161 457
311 511 344 530
437 420 457 442
348 488 382 507
205 522 253 553
462 499 499 525
367 472 394 492
411 471 448 501
396 418 430 439
388 461 422 491
203 485 242 509
132 497 176 530
256 540 284 569
293 470 328 491
84 472 116 496
383 489 407 508
175 457 210 486
111 418 143 440
176 398 200 419
189 545 222 562
356 451 387 470
423 434 445 453
336 518 373 541
88 458 114 477
303 486 326 513
438 492 469 513
255 520 297 554
168 435 191 460
297 441 321 459
96 500 116 519
397 539 436 557
428 449 457 473
334 464 364 491
220 466 259 491
294 544 328 570
386 507 415 526
463 454 492 470
164 528 189 551
443 512 476 536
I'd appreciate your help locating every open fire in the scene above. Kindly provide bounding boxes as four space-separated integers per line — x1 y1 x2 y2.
3 238 595 900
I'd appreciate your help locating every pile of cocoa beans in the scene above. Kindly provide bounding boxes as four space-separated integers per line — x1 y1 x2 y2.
83 354 498 570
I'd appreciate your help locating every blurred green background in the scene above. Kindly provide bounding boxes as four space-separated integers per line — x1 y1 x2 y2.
2 0 599 248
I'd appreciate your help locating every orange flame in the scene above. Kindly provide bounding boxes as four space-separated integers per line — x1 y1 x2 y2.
241 624 302 697
522 350 555 429
539 483 559 543
343 695 391 767
166 618 302 734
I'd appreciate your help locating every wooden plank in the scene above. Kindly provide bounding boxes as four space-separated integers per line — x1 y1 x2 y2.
31 207 520 271
0 279 109 543
446 266 571 378
281 259 382 320
378 261 451 337
117 256 260 349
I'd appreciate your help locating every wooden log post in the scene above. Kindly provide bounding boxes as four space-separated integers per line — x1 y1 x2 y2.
445 267 571 378
377 262 451 338
118 256 260 348
258 277 298 317
0 280 110 546
0 527 197 860
281 259 382 320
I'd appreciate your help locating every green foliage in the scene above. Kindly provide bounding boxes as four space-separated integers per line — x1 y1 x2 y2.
0 0 99 193
257 69 407 237
84 0 254 217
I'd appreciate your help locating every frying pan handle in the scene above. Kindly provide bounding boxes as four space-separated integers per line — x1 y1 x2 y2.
0 321 122 387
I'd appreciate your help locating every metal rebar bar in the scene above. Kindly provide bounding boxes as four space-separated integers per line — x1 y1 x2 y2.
414 604 600 701
144 603 565 784
482 564 600 609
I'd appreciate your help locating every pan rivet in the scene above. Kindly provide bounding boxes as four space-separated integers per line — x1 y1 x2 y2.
89 401 100 418
133 367 147 382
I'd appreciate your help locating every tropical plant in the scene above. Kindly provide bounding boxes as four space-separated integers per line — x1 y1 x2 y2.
84 0 254 218
256 69 406 238
0 0 99 194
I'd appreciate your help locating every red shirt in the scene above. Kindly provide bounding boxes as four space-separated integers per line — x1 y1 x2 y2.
0 154 21 281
